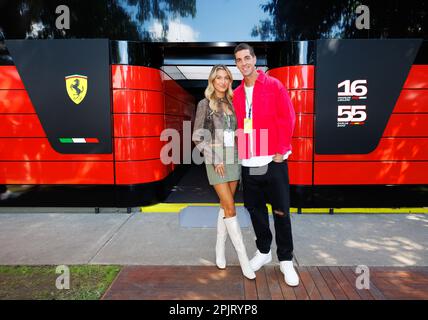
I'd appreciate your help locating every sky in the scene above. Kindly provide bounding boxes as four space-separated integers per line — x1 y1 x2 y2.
179 0 271 42
138 0 271 42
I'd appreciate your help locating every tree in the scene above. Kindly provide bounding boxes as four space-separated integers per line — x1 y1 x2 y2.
251 0 427 40
0 0 196 41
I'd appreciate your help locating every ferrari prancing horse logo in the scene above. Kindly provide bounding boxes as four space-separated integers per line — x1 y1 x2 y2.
65 74 87 104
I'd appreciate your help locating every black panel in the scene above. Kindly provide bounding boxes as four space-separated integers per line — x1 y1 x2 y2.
2 182 427 208
315 39 422 155
267 41 316 68
414 41 428 65
110 41 163 68
5 39 112 154
291 185 428 208
0 40 13 65
163 42 268 65
0 165 190 207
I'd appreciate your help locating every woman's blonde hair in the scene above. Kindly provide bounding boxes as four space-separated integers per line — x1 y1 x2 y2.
204 65 234 111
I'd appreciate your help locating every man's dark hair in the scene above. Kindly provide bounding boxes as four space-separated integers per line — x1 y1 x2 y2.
234 43 255 57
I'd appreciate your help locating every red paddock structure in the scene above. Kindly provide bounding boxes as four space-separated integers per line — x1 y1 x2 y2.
268 63 428 185
0 41 195 207
0 64 194 185
112 64 194 185
0 40 427 208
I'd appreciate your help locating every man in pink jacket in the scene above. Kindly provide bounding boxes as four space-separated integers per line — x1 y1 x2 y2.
233 43 299 286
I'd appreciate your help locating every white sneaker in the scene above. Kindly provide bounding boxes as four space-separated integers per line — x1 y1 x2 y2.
280 261 299 286
249 250 272 272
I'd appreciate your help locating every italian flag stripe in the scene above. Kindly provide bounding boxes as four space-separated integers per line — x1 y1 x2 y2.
59 138 99 144
65 75 87 79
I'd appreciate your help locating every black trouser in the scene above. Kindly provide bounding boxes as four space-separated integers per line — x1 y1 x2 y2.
242 161 294 261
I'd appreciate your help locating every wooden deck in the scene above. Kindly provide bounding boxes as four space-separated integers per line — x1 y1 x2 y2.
102 266 428 300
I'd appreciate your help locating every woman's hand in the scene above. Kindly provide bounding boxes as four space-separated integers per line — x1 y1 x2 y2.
214 163 225 178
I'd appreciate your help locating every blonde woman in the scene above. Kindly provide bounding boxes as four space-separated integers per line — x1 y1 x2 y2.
192 65 255 280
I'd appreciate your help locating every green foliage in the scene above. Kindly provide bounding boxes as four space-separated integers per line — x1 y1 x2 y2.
0 265 121 300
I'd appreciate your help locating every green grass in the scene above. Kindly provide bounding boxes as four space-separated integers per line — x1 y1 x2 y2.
0 265 121 300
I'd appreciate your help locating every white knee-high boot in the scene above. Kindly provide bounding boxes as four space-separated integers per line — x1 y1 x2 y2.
224 216 256 280
215 208 227 269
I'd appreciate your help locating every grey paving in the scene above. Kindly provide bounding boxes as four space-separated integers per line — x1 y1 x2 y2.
91 212 258 265
0 213 130 265
179 206 251 228
0 209 427 267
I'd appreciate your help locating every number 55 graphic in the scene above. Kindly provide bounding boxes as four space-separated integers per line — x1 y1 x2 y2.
338 105 367 122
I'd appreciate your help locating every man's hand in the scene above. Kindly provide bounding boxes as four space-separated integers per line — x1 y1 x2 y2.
272 153 284 163
214 163 225 178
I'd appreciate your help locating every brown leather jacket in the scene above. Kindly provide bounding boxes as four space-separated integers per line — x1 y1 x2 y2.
192 98 236 165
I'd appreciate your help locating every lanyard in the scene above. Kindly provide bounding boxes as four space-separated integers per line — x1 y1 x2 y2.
245 89 253 119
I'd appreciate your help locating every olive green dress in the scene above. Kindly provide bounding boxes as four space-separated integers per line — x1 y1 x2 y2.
205 112 241 185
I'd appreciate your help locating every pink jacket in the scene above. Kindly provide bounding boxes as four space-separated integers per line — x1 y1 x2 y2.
233 70 296 160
